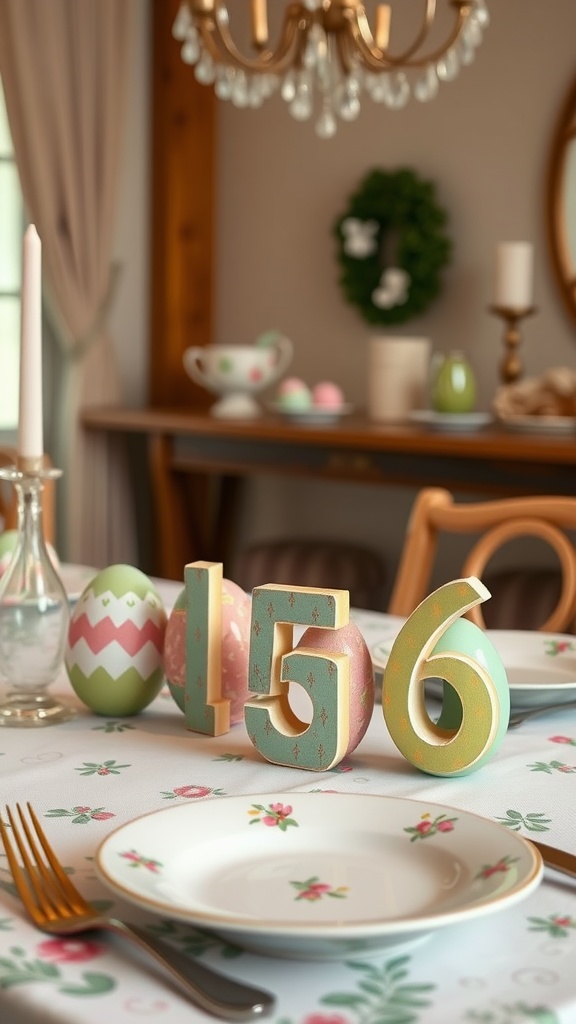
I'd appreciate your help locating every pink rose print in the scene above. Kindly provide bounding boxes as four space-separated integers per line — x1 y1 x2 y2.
291 877 349 901
160 784 225 800
476 854 518 879
248 802 298 831
436 819 454 832
175 785 211 798
550 735 576 746
304 1016 348 1024
415 821 432 835
120 849 163 872
37 938 105 963
45 806 116 824
404 812 458 841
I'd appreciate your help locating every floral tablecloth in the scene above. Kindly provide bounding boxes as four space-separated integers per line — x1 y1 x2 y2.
1 579 576 1024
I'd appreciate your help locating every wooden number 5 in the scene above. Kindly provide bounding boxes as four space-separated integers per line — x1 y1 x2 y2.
382 577 510 777
244 585 350 771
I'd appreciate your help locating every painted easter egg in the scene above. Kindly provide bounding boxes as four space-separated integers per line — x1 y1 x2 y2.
163 577 251 724
296 621 375 756
0 529 60 577
65 564 167 716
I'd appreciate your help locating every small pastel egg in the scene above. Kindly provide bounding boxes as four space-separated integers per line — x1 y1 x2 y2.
296 621 374 756
312 381 344 408
163 577 252 725
65 564 167 716
277 376 308 395
0 529 60 577
277 377 312 410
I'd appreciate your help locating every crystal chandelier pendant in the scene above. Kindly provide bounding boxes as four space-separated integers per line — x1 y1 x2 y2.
174 1 490 136
0 465 73 727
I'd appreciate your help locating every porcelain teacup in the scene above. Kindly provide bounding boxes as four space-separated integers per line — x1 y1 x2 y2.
183 336 293 418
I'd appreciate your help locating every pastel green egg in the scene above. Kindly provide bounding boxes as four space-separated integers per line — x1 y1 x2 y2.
65 563 167 716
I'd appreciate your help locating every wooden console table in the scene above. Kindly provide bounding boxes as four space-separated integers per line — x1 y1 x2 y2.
82 406 576 580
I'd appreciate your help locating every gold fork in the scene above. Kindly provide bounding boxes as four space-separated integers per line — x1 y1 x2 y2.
0 803 274 1021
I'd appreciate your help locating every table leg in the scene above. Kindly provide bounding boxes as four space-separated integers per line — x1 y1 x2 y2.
148 433 191 581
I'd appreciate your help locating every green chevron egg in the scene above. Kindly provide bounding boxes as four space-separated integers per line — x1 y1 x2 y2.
65 564 167 715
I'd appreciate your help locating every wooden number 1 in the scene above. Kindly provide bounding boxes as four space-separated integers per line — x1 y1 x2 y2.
382 577 510 777
184 561 231 735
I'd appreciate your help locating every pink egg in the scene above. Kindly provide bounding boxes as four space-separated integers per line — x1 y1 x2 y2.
276 376 312 411
277 376 308 395
312 381 344 408
163 578 251 725
296 621 374 757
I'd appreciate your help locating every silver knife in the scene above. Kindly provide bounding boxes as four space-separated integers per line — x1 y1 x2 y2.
530 840 576 880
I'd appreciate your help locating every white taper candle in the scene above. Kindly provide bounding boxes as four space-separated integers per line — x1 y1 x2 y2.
17 225 43 462
494 241 534 310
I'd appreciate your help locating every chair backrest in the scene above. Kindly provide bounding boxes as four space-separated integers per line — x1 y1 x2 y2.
0 448 56 546
388 487 576 632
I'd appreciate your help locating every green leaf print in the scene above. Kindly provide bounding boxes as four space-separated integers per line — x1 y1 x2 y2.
75 761 131 776
466 1002 560 1023
0 949 115 997
92 721 136 733
59 972 116 996
528 913 576 938
0 949 60 988
146 919 243 959
494 810 552 832
321 955 435 1023
528 760 576 774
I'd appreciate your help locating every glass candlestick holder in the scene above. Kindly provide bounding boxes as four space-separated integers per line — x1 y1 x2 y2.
489 304 537 385
0 459 74 726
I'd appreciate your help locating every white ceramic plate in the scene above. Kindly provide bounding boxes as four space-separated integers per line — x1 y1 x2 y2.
96 793 541 961
372 629 576 712
408 410 492 432
268 402 353 425
498 415 576 435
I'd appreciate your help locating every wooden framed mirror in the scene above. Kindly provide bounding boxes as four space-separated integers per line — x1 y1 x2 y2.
548 72 576 327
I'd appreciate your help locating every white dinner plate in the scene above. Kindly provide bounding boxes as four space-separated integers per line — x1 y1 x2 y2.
408 410 492 432
96 792 541 961
268 402 353 425
497 415 576 435
372 629 576 711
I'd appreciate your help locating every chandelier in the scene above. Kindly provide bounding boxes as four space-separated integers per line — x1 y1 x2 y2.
172 1 489 139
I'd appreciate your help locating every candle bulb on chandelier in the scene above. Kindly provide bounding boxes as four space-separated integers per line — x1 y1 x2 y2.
375 4 391 50
17 224 44 469
251 0 268 48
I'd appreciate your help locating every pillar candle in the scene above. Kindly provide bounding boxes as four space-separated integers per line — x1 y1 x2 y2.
494 241 534 309
17 225 43 462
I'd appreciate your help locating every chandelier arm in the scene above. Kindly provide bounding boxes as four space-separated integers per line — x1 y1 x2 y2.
345 0 471 71
192 1 311 74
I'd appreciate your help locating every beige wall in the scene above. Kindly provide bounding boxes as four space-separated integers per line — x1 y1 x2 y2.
111 1 576 597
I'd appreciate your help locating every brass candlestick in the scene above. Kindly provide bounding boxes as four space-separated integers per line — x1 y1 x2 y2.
489 304 537 384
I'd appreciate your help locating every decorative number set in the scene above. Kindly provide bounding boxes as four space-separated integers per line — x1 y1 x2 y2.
65 561 511 779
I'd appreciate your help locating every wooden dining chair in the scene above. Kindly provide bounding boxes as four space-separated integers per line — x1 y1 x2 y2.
0 447 56 545
388 487 576 632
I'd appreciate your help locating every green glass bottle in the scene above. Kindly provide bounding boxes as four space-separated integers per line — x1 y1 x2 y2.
431 351 477 413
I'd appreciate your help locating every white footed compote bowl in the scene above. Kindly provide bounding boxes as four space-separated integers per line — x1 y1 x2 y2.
183 334 293 418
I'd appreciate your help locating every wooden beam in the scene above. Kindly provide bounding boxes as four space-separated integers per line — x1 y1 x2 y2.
150 0 216 406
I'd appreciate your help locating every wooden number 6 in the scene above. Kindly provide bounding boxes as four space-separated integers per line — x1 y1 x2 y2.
382 577 510 777
244 584 350 771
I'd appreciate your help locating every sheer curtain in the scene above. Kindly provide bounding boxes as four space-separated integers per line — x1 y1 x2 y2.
0 0 137 567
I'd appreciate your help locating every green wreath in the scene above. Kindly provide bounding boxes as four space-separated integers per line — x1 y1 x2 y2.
333 168 452 326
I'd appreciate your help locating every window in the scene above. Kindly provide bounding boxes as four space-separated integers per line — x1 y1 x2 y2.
0 79 23 430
